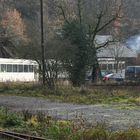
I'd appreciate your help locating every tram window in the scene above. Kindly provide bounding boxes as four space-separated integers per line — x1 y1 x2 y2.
19 65 23 72
34 65 38 72
7 64 12 72
136 67 140 74
13 65 18 72
1 64 6 72
29 65 33 72
126 67 135 73
24 65 28 72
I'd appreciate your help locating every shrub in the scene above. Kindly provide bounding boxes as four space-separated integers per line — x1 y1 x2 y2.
46 120 83 140
47 121 72 140
22 110 33 121
27 115 39 127
3 112 23 127
83 128 110 140
127 97 140 106
0 107 24 128
111 129 140 140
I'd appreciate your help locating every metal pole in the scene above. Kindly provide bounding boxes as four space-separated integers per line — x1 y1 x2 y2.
40 0 45 86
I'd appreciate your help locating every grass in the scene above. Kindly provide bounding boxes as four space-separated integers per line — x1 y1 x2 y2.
0 84 140 139
0 83 140 108
0 107 140 140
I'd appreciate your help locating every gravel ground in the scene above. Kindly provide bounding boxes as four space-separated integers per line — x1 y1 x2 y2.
0 95 140 131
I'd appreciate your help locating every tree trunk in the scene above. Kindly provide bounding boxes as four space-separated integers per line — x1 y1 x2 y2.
91 57 102 83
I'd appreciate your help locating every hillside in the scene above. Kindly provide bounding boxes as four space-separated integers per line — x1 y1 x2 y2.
3 0 139 36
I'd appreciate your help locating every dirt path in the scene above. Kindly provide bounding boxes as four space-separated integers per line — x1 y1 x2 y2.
0 95 140 131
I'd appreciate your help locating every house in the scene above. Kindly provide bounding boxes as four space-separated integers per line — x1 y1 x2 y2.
96 36 138 73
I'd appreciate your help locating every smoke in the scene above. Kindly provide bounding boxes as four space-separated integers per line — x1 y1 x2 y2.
126 35 140 53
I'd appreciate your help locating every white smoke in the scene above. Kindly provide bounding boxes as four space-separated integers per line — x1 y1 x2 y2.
126 35 140 53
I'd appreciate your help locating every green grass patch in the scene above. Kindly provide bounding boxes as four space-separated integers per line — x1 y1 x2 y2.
0 83 140 108
0 107 140 139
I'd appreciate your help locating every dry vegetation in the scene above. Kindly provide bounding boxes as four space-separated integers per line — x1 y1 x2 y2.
0 107 140 140
0 83 140 139
0 83 140 107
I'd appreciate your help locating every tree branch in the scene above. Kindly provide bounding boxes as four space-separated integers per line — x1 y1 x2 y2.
96 41 109 50
77 0 82 25
89 10 105 45
57 5 69 24
96 5 122 33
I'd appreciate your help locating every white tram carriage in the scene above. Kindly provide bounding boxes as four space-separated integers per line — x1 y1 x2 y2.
0 58 38 82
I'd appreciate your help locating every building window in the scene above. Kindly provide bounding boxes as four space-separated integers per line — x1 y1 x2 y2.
101 64 107 70
108 64 112 70
7 64 12 72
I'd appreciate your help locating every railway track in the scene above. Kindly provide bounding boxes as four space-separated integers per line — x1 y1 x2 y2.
89 83 140 86
87 83 140 90
92 84 140 87
0 131 47 140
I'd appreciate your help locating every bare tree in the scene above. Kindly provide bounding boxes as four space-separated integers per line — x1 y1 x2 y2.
108 42 125 73
55 0 122 84
0 4 28 57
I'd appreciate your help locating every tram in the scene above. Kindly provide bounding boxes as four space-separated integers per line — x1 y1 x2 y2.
125 66 140 81
0 58 38 82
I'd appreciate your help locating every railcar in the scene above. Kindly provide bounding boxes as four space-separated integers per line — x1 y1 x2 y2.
0 58 38 82
125 66 140 81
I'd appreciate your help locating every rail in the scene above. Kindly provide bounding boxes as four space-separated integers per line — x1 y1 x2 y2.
0 130 47 140
87 83 140 90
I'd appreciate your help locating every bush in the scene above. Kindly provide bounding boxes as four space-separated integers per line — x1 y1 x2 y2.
47 120 82 140
0 107 140 139
3 112 24 127
127 97 140 106
83 128 110 140
0 107 24 127
22 110 33 121
26 115 39 128
111 129 140 140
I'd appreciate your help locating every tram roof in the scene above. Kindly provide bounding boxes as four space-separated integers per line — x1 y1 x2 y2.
0 58 38 65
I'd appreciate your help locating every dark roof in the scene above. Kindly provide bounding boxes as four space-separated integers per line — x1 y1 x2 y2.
97 43 137 58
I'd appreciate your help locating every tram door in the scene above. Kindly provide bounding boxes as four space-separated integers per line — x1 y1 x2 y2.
34 65 38 81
